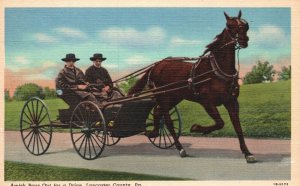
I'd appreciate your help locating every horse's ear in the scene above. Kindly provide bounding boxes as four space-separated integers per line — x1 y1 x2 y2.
224 12 230 20
238 10 242 19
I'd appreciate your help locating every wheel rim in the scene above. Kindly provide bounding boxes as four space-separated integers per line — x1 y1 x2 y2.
105 132 121 146
70 101 106 160
20 97 52 155
146 106 182 149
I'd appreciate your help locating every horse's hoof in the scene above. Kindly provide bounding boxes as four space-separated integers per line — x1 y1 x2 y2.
245 155 257 163
179 149 187 158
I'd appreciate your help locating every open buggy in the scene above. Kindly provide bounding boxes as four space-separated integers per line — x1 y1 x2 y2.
20 81 183 160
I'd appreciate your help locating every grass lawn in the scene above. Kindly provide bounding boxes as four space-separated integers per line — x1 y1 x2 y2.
5 161 185 181
5 80 291 138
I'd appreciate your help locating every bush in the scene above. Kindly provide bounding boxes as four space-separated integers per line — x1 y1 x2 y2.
14 83 45 101
279 65 291 80
243 61 276 84
116 76 138 94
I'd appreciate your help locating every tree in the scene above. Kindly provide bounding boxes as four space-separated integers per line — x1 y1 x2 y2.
278 65 291 80
116 76 138 94
14 83 45 101
5 89 11 102
44 87 57 99
243 61 276 84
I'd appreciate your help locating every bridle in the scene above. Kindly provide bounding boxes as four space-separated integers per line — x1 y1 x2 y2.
190 17 249 91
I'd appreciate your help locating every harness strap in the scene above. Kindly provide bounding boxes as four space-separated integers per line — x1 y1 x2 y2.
209 54 238 82
188 57 203 94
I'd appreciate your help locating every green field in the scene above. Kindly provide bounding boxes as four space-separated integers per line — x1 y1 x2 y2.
5 80 291 138
5 161 184 181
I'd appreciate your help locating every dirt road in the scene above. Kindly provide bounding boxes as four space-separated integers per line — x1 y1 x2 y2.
5 131 290 180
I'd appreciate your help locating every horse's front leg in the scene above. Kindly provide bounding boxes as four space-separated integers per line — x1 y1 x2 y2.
190 104 225 134
224 98 257 163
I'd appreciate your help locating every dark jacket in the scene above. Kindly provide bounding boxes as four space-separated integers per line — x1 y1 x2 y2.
85 65 113 89
55 65 90 99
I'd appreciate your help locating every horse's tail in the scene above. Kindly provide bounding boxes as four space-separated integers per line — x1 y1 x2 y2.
127 68 152 96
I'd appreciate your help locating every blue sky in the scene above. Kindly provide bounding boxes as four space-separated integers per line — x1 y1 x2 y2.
5 8 290 85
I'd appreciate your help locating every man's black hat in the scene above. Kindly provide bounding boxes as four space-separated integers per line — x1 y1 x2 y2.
90 53 107 61
61 53 80 62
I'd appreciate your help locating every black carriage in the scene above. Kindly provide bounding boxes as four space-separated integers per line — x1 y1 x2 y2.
20 88 182 160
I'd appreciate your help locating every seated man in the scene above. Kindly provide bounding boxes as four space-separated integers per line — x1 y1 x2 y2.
55 53 99 109
85 53 123 100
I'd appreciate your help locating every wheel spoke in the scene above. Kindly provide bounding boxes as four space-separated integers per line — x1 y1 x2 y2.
161 127 167 147
78 135 86 153
73 133 85 144
21 119 33 126
26 130 35 149
37 132 45 151
40 127 51 135
71 121 83 128
38 130 49 144
163 127 173 144
23 111 34 124
32 132 36 154
78 106 85 123
37 105 45 123
31 101 35 121
83 135 88 158
73 113 82 124
38 113 48 124
35 133 40 154
26 104 34 122
36 100 39 121
21 126 34 132
87 137 92 159
91 133 103 149
89 135 98 156
23 129 34 140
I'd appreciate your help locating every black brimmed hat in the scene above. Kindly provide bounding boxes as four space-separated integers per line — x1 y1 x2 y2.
90 53 107 61
61 53 80 62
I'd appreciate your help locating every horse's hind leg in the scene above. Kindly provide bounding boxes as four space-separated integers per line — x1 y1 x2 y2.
162 107 187 157
224 98 256 163
190 104 225 134
145 105 162 138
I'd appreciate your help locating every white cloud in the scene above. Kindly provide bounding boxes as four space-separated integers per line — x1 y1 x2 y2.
103 63 118 69
34 33 58 43
248 25 288 48
170 36 202 46
14 56 30 65
126 55 152 65
99 26 166 47
55 27 87 39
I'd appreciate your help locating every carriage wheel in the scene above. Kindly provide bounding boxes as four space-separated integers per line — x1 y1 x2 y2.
70 101 106 160
146 106 182 149
20 97 52 155
106 130 121 146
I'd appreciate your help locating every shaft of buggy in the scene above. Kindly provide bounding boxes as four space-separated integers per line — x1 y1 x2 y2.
102 77 211 109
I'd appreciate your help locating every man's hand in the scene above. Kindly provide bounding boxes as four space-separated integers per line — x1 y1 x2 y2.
102 86 110 92
77 84 88 90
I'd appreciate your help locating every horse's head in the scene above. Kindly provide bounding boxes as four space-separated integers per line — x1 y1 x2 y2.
224 10 249 48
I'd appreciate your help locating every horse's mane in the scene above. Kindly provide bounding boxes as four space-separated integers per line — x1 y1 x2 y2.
203 29 226 54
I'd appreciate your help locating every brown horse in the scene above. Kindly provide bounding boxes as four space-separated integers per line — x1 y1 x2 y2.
128 11 256 163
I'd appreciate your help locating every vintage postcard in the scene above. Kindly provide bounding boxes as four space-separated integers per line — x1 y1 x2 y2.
1 1 299 186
